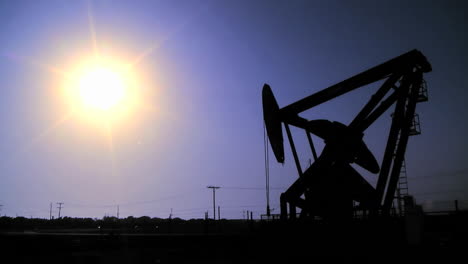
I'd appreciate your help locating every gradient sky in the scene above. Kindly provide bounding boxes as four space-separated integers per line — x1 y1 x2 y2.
0 0 467 219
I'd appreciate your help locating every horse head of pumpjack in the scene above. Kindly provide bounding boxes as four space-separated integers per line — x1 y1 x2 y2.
262 83 379 174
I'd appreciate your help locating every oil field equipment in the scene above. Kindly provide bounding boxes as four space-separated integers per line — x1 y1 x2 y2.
262 49 431 220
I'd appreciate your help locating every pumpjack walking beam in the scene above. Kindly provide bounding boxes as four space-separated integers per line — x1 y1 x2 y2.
264 50 431 165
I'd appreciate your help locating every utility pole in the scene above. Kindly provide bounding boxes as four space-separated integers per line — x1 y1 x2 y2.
57 202 64 218
218 206 220 220
207 186 220 220
49 203 52 220
117 205 120 219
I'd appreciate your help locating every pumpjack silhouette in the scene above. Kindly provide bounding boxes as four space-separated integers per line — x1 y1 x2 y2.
262 49 431 220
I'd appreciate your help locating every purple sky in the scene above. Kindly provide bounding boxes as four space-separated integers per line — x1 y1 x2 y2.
0 0 467 219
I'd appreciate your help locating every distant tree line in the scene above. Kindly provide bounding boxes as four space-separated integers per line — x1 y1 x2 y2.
0 216 253 234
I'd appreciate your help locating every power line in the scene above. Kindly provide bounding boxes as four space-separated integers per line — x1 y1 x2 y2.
65 192 197 208
50 187 276 213
222 186 285 190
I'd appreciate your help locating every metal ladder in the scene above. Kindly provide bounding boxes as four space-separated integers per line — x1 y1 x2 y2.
394 80 428 216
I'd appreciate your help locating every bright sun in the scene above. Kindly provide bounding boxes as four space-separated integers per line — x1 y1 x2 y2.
78 66 126 111
63 56 140 123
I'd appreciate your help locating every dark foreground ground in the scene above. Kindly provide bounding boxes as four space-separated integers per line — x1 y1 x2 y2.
1 214 467 264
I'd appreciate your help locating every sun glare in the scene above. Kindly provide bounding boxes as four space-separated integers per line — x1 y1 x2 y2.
63 56 141 123
79 66 126 110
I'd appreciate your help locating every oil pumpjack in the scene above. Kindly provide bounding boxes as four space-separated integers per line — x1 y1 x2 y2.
262 49 431 220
